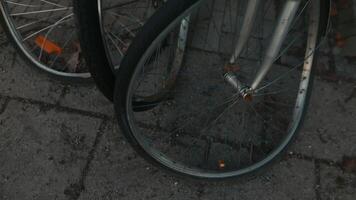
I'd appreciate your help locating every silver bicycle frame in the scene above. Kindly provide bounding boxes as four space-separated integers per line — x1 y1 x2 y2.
230 0 302 91
229 0 261 64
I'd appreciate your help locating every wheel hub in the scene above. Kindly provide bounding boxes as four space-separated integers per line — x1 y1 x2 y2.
224 72 253 102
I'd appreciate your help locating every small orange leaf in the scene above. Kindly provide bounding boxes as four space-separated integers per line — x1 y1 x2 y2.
335 32 346 48
342 156 356 173
219 160 225 169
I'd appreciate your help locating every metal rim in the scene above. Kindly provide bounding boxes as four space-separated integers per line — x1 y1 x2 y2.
98 0 189 106
124 0 321 179
0 0 91 79
97 0 156 72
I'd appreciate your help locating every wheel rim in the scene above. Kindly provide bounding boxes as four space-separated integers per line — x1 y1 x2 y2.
121 0 323 179
99 0 164 71
0 0 90 78
99 0 189 108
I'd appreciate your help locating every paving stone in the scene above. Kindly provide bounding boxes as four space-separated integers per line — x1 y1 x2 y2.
0 32 6 45
58 85 114 116
331 0 356 78
213 0 226 13
0 44 64 104
320 164 356 200
341 36 356 57
189 25 209 51
291 79 356 161
336 23 356 38
336 7 355 24
205 11 224 52
0 97 6 112
222 0 240 33
0 101 102 200
80 124 316 200
78 121 198 200
198 159 316 200
334 54 356 77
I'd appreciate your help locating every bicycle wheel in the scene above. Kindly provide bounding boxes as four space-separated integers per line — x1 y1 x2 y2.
74 0 164 101
114 0 330 180
0 0 90 80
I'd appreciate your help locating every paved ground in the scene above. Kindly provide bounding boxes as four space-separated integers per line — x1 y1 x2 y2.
1 1 356 200
320 0 356 79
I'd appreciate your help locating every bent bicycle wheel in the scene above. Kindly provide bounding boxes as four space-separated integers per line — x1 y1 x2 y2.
0 0 90 81
114 0 330 180
74 0 164 100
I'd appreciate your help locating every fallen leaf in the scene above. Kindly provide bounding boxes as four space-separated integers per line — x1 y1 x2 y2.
342 156 356 173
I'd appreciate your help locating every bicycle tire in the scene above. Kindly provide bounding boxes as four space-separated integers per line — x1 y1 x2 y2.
114 0 330 180
73 0 114 96
74 0 164 101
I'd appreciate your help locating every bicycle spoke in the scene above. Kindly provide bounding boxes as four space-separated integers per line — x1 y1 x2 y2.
113 0 325 178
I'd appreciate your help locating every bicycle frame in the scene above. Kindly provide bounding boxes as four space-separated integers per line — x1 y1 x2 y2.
229 0 303 91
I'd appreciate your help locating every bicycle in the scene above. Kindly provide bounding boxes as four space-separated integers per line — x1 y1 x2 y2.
76 0 330 180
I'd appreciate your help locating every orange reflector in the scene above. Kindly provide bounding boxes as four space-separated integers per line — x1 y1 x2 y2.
35 35 62 55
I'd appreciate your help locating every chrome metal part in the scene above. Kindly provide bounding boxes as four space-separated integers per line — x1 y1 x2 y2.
224 72 252 100
292 0 320 124
230 0 261 64
251 0 302 90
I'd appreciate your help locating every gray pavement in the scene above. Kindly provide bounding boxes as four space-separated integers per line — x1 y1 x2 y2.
322 0 356 79
1 1 356 200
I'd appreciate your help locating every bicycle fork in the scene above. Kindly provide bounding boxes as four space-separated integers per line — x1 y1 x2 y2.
226 0 302 96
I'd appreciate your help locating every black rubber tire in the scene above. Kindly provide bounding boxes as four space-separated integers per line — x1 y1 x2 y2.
0 3 92 84
73 0 166 101
73 0 115 99
113 0 330 180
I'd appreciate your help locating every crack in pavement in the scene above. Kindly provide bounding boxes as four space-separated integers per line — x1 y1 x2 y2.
314 161 322 200
56 85 70 106
0 94 111 120
287 152 340 168
63 119 109 200
0 97 10 115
